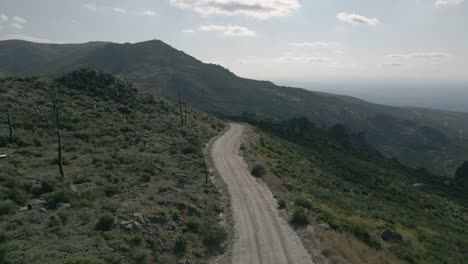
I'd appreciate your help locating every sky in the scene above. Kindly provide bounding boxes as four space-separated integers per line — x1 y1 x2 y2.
0 0 467 87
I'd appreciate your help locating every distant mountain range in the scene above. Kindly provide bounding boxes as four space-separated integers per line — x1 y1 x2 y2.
1 39 467 176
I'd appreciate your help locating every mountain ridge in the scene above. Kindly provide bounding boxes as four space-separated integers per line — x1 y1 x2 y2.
0 39 467 176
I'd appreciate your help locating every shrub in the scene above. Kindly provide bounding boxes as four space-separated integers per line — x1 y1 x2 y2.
95 214 115 231
186 218 200 233
278 199 286 209
0 200 15 215
289 208 309 228
173 236 187 256
203 226 227 252
251 164 266 178
294 196 312 209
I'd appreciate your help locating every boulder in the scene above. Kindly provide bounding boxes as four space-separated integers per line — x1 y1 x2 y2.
133 213 145 224
57 203 71 210
39 207 49 213
186 204 199 216
27 199 46 209
119 220 133 230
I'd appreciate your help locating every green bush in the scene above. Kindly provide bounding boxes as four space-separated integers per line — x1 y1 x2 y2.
289 208 309 227
277 199 286 209
0 200 15 215
251 164 266 178
294 196 312 209
173 236 187 256
95 213 114 231
186 218 200 233
203 226 227 252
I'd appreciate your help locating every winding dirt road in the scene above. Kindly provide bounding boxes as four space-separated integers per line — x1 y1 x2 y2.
211 123 313 264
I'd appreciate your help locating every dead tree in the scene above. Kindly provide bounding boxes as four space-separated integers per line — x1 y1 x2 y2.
184 103 187 125
53 99 65 181
6 109 13 144
178 87 184 125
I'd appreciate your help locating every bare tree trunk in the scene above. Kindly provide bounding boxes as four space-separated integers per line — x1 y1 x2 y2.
184 103 187 125
53 101 65 181
6 109 13 144
204 156 209 185
178 88 184 125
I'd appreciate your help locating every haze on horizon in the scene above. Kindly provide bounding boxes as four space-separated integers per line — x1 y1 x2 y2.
1 0 467 111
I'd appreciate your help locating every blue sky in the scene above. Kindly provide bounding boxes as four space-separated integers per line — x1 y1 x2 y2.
0 0 467 84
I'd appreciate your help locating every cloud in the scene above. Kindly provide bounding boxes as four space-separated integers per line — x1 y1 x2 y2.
198 25 256 37
11 23 23 29
143 10 156 16
83 2 97 11
289 41 339 47
7 34 51 43
336 12 379 26
1 14 8 22
435 0 464 7
71 20 80 25
182 29 195 33
239 56 330 64
199 25 227 32
13 16 27 24
113 8 127 14
388 52 448 59
224 26 256 37
170 0 300 19
382 63 402 68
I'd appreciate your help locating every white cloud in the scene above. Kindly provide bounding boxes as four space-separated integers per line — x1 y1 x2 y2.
334 50 345 55
224 26 256 37
239 56 330 64
13 16 27 24
0 14 8 22
113 8 127 14
435 0 464 7
170 0 300 19
289 41 339 47
199 25 256 37
83 2 97 11
337 12 379 26
7 34 51 43
199 25 227 32
388 52 448 59
182 29 195 33
11 23 23 29
143 10 156 16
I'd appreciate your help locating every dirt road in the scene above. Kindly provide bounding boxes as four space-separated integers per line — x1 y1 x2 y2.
210 123 313 264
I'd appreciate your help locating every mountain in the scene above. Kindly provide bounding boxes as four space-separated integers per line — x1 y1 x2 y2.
0 70 226 263
0 39 467 176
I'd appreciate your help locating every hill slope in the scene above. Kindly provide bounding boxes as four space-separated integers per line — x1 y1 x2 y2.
0 70 226 263
0 39 467 176
241 118 468 264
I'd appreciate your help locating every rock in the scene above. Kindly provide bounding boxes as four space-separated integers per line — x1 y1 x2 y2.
178 259 193 264
319 223 330 230
168 220 178 231
381 229 402 242
119 220 133 230
17 206 30 212
39 207 49 213
413 183 425 187
133 220 144 230
133 213 145 224
27 199 46 209
285 183 294 191
70 184 79 193
57 203 71 210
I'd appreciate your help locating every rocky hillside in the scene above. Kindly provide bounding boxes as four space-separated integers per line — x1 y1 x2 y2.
0 70 226 264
